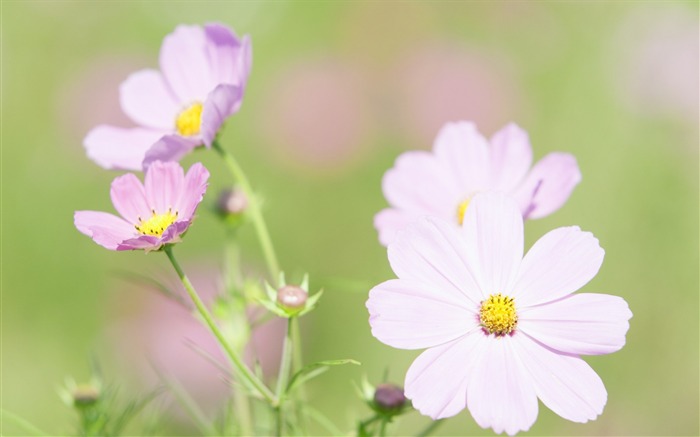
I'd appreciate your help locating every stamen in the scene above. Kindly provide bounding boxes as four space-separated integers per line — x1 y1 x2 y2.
175 102 203 136
479 293 518 336
134 209 178 237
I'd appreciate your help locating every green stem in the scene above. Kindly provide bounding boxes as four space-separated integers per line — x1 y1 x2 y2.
291 317 307 433
379 418 388 437
274 317 294 436
416 419 445 437
0 409 48 436
163 245 276 404
212 140 280 281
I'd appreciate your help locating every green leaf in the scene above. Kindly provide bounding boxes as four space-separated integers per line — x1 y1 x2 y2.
287 359 360 394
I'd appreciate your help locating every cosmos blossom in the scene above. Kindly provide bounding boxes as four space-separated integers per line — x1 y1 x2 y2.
84 23 251 171
374 121 581 245
74 161 209 251
366 193 632 435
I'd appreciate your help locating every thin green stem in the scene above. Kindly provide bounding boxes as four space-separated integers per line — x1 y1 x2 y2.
274 317 294 436
416 419 445 437
378 418 388 437
163 246 276 404
0 409 48 436
291 317 307 433
212 140 280 281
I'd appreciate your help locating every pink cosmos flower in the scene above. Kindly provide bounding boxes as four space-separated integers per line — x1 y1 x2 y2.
374 121 581 246
367 193 632 435
74 161 209 251
84 23 251 171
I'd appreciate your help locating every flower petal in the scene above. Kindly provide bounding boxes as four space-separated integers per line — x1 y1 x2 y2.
388 216 483 306
461 193 523 296
404 333 484 419
513 152 581 219
110 173 150 224
203 24 251 88
513 226 604 307
518 293 632 355
74 211 135 250
200 84 242 146
512 334 607 423
142 135 201 170
144 161 185 214
367 279 477 350
119 69 180 129
84 125 167 171
466 335 538 436
373 208 419 247
433 121 492 193
159 24 213 102
490 123 533 192
382 151 459 217
116 234 160 251
177 162 210 220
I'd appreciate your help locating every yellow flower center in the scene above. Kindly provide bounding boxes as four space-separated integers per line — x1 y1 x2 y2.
134 209 178 237
175 102 203 136
457 198 471 225
479 293 518 336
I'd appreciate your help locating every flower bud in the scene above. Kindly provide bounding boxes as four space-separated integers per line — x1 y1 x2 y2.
373 383 406 413
217 188 248 216
276 285 307 310
72 384 100 408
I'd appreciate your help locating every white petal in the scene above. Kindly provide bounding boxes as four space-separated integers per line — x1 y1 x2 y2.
512 334 607 423
513 226 604 306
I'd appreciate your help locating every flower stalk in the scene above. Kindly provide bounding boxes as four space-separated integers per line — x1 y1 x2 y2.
163 245 276 404
213 140 281 281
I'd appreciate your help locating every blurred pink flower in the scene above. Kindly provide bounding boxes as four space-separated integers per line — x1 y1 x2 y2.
258 58 372 171
106 266 284 416
391 43 521 146
84 23 251 171
367 193 632 435
612 5 698 123
375 121 580 245
74 161 209 251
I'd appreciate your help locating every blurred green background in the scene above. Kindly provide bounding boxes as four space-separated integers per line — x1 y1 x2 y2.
2 1 698 435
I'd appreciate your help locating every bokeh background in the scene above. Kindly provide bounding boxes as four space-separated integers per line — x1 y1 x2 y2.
2 1 698 435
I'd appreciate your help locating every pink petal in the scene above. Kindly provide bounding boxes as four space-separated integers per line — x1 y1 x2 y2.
513 152 581 219
404 333 484 419
74 211 135 250
116 234 160 251
144 161 185 213
512 334 607 423
200 84 242 146
84 125 167 171
367 279 477 350
513 226 604 307
490 123 533 192
110 173 150 224
461 193 523 296
388 216 483 306
142 134 201 170
159 25 214 102
433 121 492 193
177 162 210 220
518 293 632 355
119 69 180 130
382 151 459 217
466 336 538 436
373 208 419 247
203 24 251 88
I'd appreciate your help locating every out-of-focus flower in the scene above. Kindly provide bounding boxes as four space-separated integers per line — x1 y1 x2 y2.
258 58 372 172
392 43 521 146
74 161 209 251
374 121 580 245
612 5 699 124
84 23 251 171
367 193 632 435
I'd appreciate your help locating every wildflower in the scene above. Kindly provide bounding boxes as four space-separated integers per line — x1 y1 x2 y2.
366 193 632 435
374 121 581 245
373 383 407 414
84 23 252 171
74 161 209 251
